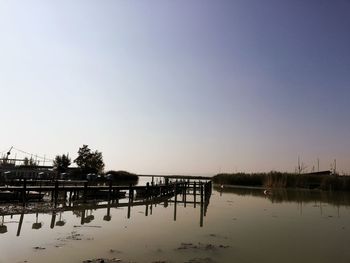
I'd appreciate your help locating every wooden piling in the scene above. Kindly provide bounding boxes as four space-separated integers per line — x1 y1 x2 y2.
146 182 150 199
200 183 204 205
129 184 133 201
193 182 197 208
174 184 178 221
183 182 187 207
22 179 27 206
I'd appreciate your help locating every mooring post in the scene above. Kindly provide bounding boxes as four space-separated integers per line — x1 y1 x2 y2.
194 181 197 208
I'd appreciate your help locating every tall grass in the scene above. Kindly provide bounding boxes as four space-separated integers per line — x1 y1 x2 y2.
213 172 350 191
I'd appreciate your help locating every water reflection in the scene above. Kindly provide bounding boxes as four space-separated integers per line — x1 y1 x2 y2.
0 186 212 237
215 185 350 207
0 215 7 233
32 213 42 229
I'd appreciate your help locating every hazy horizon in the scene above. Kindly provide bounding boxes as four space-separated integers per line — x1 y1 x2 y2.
1 1 350 175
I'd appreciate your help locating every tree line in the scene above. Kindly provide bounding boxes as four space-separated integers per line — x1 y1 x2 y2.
53 144 104 176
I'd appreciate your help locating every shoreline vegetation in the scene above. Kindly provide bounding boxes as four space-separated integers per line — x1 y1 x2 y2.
213 185 350 206
104 170 139 185
212 172 350 191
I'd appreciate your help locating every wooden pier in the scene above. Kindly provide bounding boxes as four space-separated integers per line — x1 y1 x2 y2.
0 179 213 205
0 179 212 206
0 179 213 235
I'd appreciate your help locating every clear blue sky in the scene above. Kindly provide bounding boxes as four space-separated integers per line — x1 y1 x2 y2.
0 0 349 174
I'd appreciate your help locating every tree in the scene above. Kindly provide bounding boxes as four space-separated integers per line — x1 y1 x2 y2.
53 154 71 173
74 145 104 175
295 156 307 174
23 157 38 166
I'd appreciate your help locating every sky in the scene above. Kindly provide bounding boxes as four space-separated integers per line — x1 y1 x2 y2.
0 0 349 175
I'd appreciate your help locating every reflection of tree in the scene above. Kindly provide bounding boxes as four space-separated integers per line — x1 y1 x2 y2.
23 157 38 166
84 210 94 224
72 209 82 218
53 154 71 174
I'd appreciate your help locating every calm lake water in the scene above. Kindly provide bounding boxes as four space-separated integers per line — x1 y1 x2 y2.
1 182 350 263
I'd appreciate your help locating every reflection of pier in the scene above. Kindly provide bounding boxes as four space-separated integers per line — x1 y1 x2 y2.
0 180 212 236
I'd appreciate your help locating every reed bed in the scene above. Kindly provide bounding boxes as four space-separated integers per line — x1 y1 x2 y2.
213 172 350 191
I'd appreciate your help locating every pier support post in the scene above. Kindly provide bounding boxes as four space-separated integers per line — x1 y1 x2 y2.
108 180 112 202
83 182 87 203
22 179 27 206
146 182 150 199
174 184 178 221
54 180 59 206
129 184 133 201
194 182 197 208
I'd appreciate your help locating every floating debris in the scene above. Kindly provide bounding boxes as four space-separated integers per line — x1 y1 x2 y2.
33 246 46 250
